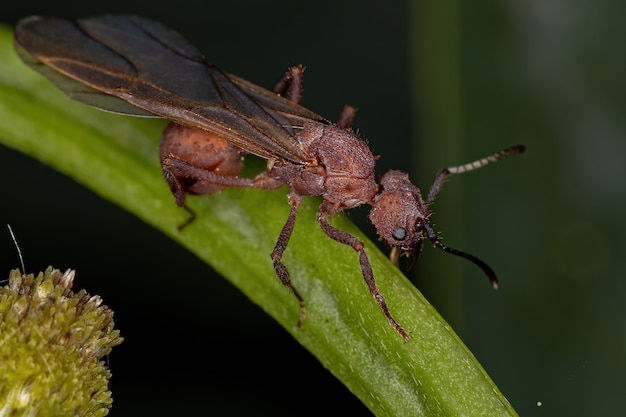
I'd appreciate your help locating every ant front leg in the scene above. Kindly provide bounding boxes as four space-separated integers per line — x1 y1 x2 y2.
316 201 410 341
270 191 307 327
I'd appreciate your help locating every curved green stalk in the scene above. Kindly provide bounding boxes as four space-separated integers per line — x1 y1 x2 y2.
0 25 517 417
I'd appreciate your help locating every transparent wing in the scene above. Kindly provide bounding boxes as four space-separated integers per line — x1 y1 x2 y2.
15 15 327 163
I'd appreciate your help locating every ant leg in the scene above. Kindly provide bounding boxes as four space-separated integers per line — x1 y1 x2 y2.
274 65 304 104
274 68 357 130
273 66 359 131
162 156 255 198
271 192 307 327
160 123 253 228
252 170 288 191
162 155 255 229
317 201 410 341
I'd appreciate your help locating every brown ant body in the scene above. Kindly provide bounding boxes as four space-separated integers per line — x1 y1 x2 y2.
16 15 524 340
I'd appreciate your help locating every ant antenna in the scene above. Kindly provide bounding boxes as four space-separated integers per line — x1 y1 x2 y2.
7 224 26 275
423 223 499 289
427 145 525 204
420 145 525 288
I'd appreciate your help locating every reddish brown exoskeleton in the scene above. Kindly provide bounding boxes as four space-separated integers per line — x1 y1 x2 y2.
15 15 525 341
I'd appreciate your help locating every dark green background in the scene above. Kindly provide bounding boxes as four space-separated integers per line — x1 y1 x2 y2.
2 1 624 416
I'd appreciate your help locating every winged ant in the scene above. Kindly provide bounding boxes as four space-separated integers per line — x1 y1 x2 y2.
15 15 525 340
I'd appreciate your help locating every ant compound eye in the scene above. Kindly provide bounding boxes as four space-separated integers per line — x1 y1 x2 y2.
392 227 407 241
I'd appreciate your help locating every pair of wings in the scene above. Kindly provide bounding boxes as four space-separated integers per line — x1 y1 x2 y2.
15 15 327 163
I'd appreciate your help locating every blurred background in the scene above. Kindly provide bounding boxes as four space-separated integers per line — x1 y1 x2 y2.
1 1 625 416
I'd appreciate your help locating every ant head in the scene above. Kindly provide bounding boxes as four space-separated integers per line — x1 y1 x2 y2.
368 170 430 254
369 169 499 287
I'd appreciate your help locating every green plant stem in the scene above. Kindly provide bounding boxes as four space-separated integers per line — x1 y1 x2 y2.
0 24 517 417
